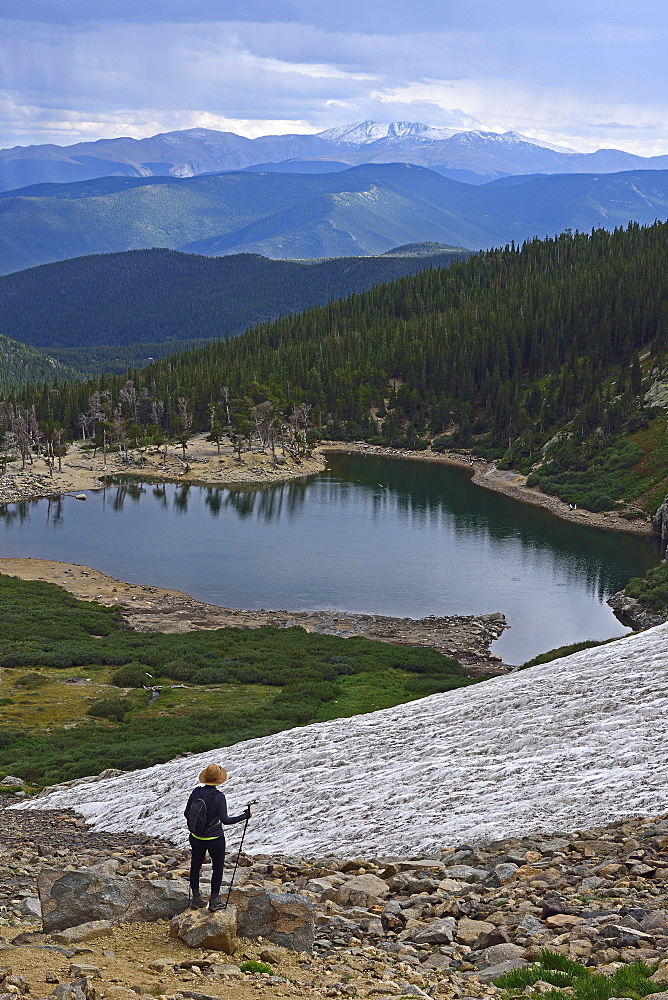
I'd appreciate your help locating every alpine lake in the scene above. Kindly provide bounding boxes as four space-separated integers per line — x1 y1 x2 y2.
0 452 660 664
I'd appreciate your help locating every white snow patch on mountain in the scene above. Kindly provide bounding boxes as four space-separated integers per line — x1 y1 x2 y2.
16 623 668 857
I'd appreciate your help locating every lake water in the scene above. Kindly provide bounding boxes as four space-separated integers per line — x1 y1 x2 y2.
0 453 659 663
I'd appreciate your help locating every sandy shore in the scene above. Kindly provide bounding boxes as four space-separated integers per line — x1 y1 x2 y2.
319 441 655 537
0 434 654 538
0 557 508 673
0 433 326 504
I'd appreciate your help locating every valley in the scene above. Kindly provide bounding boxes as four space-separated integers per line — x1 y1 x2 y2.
3 1 668 992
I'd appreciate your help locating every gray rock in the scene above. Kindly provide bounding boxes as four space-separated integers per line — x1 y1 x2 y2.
51 921 113 944
475 943 524 969
411 917 457 945
229 886 314 954
38 869 189 932
443 865 488 882
477 958 529 983
169 908 236 954
68 965 100 979
397 985 431 998
517 914 546 935
51 983 88 1000
18 897 41 918
337 874 389 907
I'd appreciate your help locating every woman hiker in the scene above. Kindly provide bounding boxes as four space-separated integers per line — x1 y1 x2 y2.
184 762 251 911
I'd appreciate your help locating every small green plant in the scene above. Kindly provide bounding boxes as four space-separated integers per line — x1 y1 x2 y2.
240 960 274 975
495 949 663 1000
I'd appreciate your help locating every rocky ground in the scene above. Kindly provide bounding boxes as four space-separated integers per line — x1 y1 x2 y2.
0 559 508 673
1 796 667 1000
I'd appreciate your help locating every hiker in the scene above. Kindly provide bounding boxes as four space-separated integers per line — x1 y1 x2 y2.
184 763 251 912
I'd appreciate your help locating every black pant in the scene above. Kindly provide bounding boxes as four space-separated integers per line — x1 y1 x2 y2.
189 834 225 896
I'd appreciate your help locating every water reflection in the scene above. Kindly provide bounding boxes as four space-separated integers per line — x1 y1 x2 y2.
0 457 660 663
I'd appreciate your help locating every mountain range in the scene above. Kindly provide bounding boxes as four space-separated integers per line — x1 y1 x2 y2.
1 120 668 193
0 163 667 274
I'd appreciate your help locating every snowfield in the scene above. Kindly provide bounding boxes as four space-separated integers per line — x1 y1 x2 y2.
17 622 668 857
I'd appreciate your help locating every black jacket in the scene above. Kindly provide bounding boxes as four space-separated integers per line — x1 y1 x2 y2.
184 785 249 839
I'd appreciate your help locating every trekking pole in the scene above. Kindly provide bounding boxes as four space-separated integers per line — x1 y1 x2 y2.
224 800 257 908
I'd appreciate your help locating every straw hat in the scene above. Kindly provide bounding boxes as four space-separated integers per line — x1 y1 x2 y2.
198 763 228 785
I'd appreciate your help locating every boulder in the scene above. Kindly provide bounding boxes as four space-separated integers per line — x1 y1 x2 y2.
477 958 529 983
169 908 236 954
455 916 494 945
443 865 488 882
476 943 525 969
51 921 113 944
517 913 546 935
38 869 189 932
337 874 389 907
229 886 314 953
411 917 456 945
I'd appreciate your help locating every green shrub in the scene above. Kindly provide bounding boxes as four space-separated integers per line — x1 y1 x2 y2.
87 698 130 723
240 961 274 975
14 673 50 689
626 561 668 612
112 663 153 688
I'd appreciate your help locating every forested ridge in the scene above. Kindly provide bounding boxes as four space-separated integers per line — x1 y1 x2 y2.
0 245 467 370
4 221 668 512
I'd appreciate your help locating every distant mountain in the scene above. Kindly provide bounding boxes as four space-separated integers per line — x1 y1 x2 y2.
0 164 666 275
0 245 469 373
1 120 667 193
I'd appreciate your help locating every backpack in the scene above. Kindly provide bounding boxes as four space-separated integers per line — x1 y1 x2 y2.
187 788 209 836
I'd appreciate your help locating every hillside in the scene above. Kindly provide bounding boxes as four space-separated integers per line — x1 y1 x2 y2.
2 120 668 191
12 221 667 517
0 245 468 370
0 332 74 392
17 620 668 856
0 164 667 273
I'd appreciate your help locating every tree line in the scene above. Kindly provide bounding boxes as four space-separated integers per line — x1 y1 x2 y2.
2 221 667 488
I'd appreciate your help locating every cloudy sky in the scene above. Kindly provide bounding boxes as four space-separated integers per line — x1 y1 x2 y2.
1 0 667 154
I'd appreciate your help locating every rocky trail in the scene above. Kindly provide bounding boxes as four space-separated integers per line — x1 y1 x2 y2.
1 800 668 1000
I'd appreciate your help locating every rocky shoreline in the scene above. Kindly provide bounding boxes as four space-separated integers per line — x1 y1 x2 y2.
0 437 656 541
0 558 508 673
319 443 655 538
1 796 667 1000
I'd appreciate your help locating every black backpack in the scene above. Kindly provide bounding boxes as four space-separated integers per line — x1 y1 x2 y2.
187 788 209 836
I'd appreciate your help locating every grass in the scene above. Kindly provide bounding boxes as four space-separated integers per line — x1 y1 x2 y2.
495 949 663 1000
0 572 485 786
521 638 616 669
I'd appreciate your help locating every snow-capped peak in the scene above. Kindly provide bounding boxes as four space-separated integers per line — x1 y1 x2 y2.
317 121 461 145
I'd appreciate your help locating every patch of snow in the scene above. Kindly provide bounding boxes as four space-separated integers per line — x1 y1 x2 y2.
16 623 668 857
317 121 462 145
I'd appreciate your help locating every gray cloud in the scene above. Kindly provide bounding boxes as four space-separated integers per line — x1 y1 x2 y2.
1 1 667 153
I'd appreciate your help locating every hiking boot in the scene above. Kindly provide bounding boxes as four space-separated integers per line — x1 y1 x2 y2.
208 894 224 912
190 891 207 909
